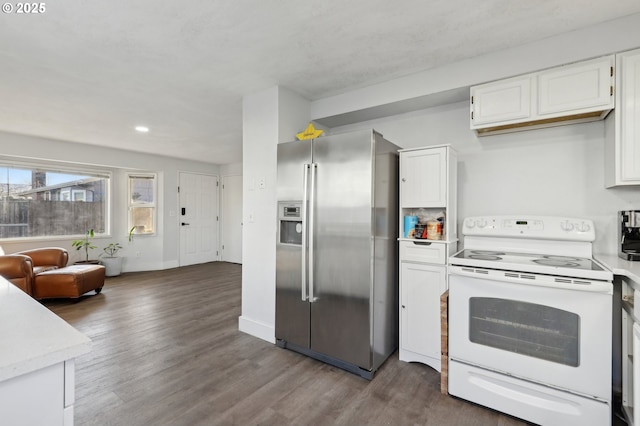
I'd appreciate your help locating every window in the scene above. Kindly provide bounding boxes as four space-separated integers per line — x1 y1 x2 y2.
72 190 87 202
128 173 156 235
0 164 109 239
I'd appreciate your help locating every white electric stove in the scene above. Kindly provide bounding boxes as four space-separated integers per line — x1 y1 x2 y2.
448 216 613 426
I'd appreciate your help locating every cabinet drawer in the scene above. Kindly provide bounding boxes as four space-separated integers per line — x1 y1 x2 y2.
400 240 446 264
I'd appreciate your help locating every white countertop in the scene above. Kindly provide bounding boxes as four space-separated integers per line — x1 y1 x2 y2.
595 253 640 283
0 277 91 383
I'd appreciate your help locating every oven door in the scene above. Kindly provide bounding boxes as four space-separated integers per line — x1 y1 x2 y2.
449 268 612 400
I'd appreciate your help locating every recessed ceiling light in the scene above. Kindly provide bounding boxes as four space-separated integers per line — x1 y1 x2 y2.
135 126 149 133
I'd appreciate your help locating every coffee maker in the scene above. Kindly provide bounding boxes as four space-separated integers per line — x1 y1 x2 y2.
620 210 640 260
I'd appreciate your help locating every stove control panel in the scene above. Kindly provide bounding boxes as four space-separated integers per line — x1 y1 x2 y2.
462 216 596 241
502 219 544 231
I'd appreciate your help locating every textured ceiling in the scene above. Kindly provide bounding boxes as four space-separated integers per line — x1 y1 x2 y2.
1 1 640 165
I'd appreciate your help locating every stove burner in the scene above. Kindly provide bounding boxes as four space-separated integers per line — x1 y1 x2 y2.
469 255 503 261
470 250 506 256
532 259 580 268
541 255 583 262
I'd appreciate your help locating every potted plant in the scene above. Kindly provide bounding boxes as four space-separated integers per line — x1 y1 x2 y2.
100 242 123 277
72 229 99 264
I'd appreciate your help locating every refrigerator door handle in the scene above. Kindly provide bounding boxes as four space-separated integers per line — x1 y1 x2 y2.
309 163 317 303
301 164 309 302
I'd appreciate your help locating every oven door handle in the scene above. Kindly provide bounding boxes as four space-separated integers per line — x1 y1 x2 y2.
448 266 613 294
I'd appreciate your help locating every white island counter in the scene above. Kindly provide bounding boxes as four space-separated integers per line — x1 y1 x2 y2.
0 276 91 426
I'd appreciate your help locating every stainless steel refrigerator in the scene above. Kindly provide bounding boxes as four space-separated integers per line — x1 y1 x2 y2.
275 129 399 380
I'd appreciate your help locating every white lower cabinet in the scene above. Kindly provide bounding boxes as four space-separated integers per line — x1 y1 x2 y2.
622 277 640 425
633 323 640 426
399 259 447 371
0 360 77 426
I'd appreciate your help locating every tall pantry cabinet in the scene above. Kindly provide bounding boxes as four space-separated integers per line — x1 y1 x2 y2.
398 145 457 372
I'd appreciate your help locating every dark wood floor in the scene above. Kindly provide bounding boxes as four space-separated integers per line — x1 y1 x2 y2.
45 262 528 426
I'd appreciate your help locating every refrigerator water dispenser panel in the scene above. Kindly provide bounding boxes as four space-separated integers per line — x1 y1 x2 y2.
279 201 302 245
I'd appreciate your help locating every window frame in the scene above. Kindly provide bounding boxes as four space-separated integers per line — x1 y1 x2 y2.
0 157 112 242
127 172 157 237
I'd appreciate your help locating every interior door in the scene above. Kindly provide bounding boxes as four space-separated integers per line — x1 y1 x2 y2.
310 130 373 369
221 174 242 264
179 172 219 266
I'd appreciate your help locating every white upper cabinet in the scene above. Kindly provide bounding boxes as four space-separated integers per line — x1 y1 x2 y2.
470 76 531 126
471 55 614 135
538 57 613 116
400 146 447 208
605 48 640 187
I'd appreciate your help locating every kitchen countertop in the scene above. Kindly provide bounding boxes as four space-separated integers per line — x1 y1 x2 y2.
0 276 91 383
595 253 640 283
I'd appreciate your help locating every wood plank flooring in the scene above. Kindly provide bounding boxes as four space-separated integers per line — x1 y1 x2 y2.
45 262 527 426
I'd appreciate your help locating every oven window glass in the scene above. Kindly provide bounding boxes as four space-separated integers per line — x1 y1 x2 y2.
469 297 580 367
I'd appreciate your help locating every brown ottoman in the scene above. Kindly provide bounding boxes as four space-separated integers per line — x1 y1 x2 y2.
33 264 105 300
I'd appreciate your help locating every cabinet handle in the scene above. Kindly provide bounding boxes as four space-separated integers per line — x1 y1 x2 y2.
412 241 432 246
401 178 406 182
402 305 406 309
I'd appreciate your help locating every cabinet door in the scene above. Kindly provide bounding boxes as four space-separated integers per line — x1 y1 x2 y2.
538 56 614 116
619 50 640 183
470 76 531 127
400 147 447 208
400 262 447 361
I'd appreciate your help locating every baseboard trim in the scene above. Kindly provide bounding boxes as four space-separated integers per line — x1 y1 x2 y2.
238 316 275 344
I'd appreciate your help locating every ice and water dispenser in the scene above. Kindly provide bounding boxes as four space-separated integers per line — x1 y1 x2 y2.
278 201 303 245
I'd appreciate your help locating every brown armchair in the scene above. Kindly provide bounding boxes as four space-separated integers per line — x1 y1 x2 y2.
18 247 69 274
0 247 69 295
0 254 34 294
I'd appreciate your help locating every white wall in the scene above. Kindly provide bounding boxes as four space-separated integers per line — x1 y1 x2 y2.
240 86 310 342
0 131 219 271
220 162 242 176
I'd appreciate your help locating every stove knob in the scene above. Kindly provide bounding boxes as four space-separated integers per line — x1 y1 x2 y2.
560 220 574 232
577 222 591 233
465 218 475 228
476 218 487 228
